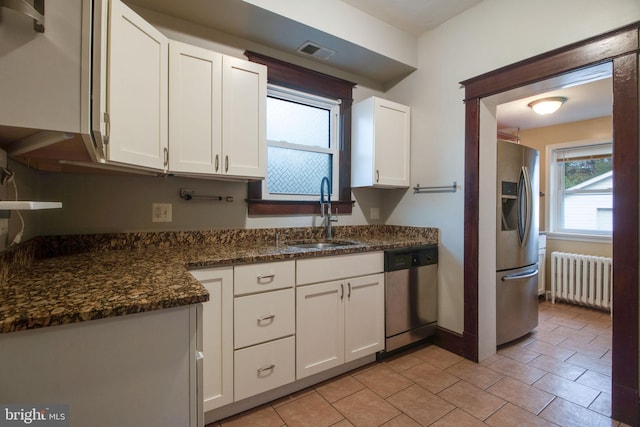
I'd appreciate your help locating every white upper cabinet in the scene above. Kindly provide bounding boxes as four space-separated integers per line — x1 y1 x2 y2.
169 43 266 179
221 56 267 179
351 97 410 188
0 0 89 133
169 41 222 174
97 0 169 171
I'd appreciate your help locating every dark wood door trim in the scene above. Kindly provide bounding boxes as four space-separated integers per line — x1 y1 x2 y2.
460 24 639 424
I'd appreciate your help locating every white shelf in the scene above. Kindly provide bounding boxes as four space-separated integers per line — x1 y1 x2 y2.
0 201 62 210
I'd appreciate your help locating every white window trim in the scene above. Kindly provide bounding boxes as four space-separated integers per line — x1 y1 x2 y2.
263 84 340 201
546 138 612 238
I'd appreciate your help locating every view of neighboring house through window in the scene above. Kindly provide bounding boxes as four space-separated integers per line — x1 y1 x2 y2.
549 141 613 235
263 85 340 201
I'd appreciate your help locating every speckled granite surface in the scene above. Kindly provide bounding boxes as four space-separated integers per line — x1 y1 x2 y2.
0 225 437 333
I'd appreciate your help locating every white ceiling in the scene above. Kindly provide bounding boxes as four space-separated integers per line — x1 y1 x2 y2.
340 0 483 36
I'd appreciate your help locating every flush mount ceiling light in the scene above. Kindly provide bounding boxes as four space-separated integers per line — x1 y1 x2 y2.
528 96 567 115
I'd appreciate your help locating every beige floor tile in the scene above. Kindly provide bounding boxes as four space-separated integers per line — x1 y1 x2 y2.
401 361 460 394
437 380 506 421
559 338 609 359
445 359 505 390
275 391 344 427
590 392 612 417
497 345 540 364
523 340 576 361
566 352 612 376
485 402 557 427
528 354 587 381
412 345 464 369
487 377 554 415
430 408 488 426
576 370 612 393
333 388 400 427
386 384 455 426
353 364 413 398
271 387 316 408
553 326 597 343
539 397 615 427
316 374 366 403
530 329 569 345
383 353 423 373
330 420 354 427
487 355 546 384
219 405 285 427
380 414 421 427
534 373 600 408
478 353 506 366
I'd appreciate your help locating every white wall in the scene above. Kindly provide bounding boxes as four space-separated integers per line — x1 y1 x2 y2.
383 0 640 358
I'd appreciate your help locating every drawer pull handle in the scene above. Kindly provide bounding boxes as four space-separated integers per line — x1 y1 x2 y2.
257 274 276 283
340 283 344 300
257 364 275 374
347 282 351 299
257 314 275 323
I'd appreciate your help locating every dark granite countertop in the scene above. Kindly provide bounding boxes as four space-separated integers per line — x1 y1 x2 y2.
0 225 437 333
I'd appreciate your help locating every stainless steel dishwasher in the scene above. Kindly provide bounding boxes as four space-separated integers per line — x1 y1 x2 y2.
383 245 438 353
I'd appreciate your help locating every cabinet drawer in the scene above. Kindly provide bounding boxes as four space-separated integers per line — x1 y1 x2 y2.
234 336 295 401
234 260 295 295
234 288 294 349
296 252 384 285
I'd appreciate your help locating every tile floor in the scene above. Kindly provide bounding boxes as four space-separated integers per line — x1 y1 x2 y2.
208 301 627 426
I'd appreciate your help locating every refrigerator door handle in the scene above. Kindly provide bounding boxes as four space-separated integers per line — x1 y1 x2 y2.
501 268 538 281
518 166 533 247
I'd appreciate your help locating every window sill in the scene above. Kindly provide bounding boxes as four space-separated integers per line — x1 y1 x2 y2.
547 231 612 244
247 199 354 216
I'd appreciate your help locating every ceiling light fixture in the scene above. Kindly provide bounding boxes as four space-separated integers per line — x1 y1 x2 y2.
528 96 567 115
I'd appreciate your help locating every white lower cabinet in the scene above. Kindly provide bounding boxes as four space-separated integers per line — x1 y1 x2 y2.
196 253 384 419
296 273 384 379
234 336 296 401
190 267 234 412
234 288 295 349
232 261 296 401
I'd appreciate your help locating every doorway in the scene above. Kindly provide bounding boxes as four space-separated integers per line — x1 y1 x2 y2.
460 24 639 425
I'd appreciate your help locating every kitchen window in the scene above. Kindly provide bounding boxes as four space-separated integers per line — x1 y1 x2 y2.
264 85 340 201
548 141 613 237
245 52 355 215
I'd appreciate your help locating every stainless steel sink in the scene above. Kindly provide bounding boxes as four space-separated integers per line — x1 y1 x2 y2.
289 241 357 249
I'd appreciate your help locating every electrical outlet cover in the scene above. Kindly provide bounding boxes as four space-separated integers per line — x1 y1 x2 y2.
152 203 172 222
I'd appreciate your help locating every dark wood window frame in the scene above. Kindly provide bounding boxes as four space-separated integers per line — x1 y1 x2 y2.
458 23 639 425
245 51 356 215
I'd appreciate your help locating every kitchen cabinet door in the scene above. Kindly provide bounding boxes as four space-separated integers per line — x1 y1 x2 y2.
190 267 234 412
103 0 169 171
169 41 222 174
221 56 267 178
0 306 198 427
0 0 90 134
344 273 385 362
352 97 410 188
296 280 345 379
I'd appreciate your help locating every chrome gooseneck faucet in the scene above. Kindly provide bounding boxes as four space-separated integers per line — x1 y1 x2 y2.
320 176 338 239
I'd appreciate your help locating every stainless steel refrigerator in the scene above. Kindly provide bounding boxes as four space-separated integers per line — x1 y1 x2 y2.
496 139 540 345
